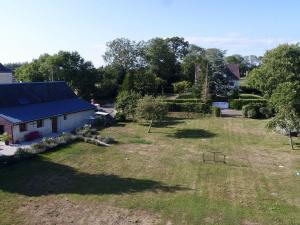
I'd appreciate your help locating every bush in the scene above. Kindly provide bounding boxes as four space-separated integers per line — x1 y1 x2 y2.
229 99 267 110
242 103 274 119
247 108 259 119
228 88 239 99
259 106 274 119
172 81 192 94
115 112 126 122
116 91 141 120
212 106 221 117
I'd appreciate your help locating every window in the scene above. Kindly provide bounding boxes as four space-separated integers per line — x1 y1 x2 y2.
19 123 27 132
37 120 43 128
63 114 67 120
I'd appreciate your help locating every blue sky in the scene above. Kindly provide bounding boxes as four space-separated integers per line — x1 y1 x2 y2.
1 0 299 67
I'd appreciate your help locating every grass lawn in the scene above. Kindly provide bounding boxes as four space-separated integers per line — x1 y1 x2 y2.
0 114 300 225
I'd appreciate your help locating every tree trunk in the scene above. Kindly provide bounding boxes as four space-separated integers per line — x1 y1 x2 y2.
289 132 294 150
148 119 153 133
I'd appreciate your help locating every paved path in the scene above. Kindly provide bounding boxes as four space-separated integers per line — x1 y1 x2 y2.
0 142 30 156
221 109 242 117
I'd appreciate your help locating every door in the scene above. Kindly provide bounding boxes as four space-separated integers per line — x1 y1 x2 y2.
0 125 4 135
51 117 58 133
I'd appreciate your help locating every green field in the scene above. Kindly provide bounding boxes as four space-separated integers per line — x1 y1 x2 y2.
0 114 300 225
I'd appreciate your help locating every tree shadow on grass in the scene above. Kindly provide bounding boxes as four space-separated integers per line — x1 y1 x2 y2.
168 129 217 139
0 157 188 197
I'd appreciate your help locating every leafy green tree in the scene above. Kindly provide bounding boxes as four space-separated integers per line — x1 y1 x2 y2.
136 95 168 133
145 38 177 89
103 38 146 71
247 44 300 98
116 91 141 120
3 62 25 72
15 51 97 100
181 44 205 82
121 69 162 95
172 81 192 94
267 82 300 149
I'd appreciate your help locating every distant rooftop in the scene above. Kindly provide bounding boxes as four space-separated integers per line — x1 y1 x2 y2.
0 63 12 73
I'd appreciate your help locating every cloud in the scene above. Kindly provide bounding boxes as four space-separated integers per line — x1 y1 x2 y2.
185 34 299 56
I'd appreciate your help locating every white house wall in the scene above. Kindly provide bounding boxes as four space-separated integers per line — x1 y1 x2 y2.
12 110 94 142
0 73 13 84
57 110 94 131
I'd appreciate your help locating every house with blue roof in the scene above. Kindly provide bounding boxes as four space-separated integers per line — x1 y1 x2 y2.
0 63 14 84
0 81 95 143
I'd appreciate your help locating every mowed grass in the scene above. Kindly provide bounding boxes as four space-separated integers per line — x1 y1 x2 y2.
0 114 300 225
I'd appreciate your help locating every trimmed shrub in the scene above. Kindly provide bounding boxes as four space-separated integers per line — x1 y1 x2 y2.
242 103 274 119
240 86 262 95
166 102 211 114
247 108 259 119
259 106 274 119
176 93 195 99
239 93 263 99
115 112 126 122
172 81 192 93
164 99 202 104
229 99 267 110
228 88 239 99
212 106 221 117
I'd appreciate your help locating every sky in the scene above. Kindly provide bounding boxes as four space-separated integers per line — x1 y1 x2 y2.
0 0 300 67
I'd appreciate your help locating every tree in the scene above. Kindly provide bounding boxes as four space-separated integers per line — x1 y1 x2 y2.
247 44 300 98
145 38 177 89
166 37 189 62
136 96 168 133
3 62 25 72
116 91 141 120
267 82 300 149
15 51 98 100
121 69 163 95
181 44 205 82
103 38 146 71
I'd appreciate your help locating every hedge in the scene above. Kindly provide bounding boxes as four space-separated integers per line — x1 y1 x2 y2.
212 106 221 117
164 99 202 104
166 102 211 113
229 99 267 110
239 94 263 99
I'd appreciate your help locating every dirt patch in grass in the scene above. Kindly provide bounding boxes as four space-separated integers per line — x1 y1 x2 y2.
17 197 161 225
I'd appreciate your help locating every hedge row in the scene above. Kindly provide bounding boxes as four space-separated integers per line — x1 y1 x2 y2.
166 102 211 113
164 99 202 104
229 99 267 110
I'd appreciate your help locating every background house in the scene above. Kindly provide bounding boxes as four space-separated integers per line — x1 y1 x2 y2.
0 81 95 143
226 64 240 89
0 63 14 84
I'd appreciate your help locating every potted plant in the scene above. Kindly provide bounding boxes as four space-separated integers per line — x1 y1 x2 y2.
0 132 11 145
